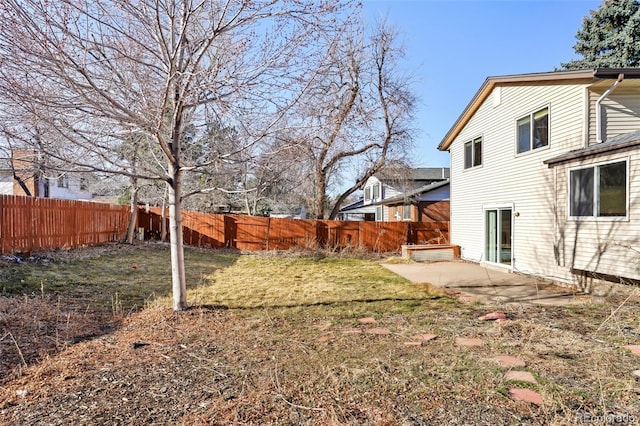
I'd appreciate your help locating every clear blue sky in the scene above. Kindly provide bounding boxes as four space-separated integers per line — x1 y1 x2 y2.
362 0 602 168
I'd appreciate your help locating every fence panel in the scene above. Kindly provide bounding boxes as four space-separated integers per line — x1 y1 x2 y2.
266 217 319 250
0 195 130 254
409 221 450 244
137 208 450 253
359 222 409 252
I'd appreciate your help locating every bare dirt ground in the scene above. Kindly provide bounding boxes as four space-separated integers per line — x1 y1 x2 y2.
1 245 639 425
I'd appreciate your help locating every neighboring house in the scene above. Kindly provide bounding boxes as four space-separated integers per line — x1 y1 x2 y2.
338 167 450 222
381 180 450 222
438 68 640 287
0 151 92 200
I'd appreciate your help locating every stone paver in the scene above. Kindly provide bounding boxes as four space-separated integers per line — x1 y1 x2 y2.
411 333 438 342
455 337 483 347
509 388 543 406
494 355 526 368
478 311 508 321
623 345 640 355
504 371 537 384
358 317 377 324
366 328 391 335
317 335 329 343
632 370 640 378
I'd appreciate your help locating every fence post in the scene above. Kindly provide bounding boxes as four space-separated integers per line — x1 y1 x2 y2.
265 216 271 250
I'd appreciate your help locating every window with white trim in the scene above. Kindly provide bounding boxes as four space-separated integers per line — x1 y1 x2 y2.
364 187 371 201
375 206 383 221
372 183 381 200
569 159 627 218
403 204 412 220
464 137 482 169
517 107 548 154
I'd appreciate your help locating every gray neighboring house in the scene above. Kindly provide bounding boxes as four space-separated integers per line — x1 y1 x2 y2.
338 167 450 221
438 68 640 289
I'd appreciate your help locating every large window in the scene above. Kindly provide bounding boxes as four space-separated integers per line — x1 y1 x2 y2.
464 137 482 169
517 107 549 154
570 160 627 218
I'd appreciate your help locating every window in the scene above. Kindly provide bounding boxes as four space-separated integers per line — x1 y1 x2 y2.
57 175 68 188
517 107 548 154
570 160 627 218
372 183 381 200
403 204 412 220
464 137 482 169
364 187 371 201
375 206 383 221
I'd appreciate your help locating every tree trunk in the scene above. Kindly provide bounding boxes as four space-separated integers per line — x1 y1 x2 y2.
125 180 139 244
314 172 327 219
168 169 188 311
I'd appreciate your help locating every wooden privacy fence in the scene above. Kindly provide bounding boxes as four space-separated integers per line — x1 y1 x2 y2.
0 195 130 254
138 207 449 252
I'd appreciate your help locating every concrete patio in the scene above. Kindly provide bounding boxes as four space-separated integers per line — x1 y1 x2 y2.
382 261 588 306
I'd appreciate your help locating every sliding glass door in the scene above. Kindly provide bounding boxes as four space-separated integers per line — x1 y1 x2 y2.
485 207 512 266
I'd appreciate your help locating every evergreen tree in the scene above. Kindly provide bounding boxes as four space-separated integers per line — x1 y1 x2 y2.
562 0 640 70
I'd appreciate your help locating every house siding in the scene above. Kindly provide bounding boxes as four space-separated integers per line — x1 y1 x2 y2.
588 86 640 144
0 175 12 195
450 82 588 282
553 151 640 281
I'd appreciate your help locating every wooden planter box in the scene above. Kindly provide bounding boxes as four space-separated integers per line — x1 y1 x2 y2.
401 244 460 262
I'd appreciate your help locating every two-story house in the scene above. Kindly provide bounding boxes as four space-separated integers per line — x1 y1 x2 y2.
0 150 93 200
438 68 640 288
339 167 449 222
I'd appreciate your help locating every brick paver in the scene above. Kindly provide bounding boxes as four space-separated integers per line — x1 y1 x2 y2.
623 345 640 355
508 388 543 406
504 371 537 384
455 337 483 346
366 328 391 335
494 355 526 368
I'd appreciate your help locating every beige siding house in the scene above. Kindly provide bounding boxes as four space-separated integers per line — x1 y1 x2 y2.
438 68 640 289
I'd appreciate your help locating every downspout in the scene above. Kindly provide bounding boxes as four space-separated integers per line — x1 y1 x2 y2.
596 73 624 143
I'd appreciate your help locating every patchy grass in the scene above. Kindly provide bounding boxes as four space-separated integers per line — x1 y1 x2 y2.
191 255 444 310
1 244 639 425
1 243 238 312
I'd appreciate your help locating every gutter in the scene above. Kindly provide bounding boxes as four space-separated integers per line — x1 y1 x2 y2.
596 73 624 143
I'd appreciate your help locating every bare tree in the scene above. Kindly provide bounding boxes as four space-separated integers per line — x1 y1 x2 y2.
0 0 351 310
283 19 415 219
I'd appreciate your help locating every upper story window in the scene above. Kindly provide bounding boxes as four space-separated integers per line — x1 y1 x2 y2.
569 159 627 218
517 107 549 154
364 187 371 201
57 175 69 188
372 183 381 199
464 137 482 169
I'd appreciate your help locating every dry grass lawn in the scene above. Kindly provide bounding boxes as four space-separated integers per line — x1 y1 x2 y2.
1 243 639 425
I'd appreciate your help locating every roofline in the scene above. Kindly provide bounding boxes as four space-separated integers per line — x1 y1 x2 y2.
437 68 640 152
544 138 640 167
376 179 450 206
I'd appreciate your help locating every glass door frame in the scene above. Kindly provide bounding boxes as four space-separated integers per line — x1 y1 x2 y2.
482 204 514 269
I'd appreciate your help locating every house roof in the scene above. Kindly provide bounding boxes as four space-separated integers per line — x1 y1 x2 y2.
375 167 449 182
437 68 640 152
0 158 12 171
544 130 640 167
378 179 450 206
